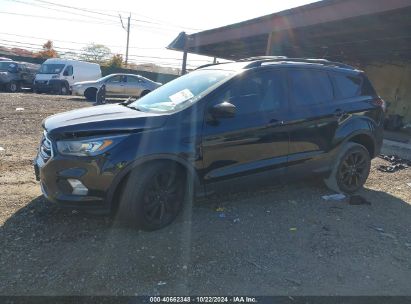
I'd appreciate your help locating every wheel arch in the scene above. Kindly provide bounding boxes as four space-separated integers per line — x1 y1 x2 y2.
335 117 378 158
106 154 201 212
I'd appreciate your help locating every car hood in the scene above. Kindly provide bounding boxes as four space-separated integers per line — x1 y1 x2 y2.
43 104 167 139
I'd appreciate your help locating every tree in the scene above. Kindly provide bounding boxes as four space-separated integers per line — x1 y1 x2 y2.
35 40 58 59
106 54 123 67
80 43 111 64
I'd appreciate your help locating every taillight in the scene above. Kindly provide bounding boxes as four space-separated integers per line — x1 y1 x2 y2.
372 97 386 112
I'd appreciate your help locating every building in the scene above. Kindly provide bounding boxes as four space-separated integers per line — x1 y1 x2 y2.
168 0 411 126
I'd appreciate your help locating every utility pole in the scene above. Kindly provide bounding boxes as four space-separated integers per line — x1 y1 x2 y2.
119 14 131 67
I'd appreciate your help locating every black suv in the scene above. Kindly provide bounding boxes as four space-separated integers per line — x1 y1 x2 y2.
0 61 39 92
34 57 385 230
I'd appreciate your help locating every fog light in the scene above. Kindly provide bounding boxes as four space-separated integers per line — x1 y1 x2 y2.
67 179 88 196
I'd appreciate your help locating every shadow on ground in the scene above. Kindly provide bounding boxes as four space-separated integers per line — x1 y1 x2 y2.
1 180 411 295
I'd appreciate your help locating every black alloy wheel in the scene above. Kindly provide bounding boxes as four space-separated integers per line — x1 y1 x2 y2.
142 169 183 226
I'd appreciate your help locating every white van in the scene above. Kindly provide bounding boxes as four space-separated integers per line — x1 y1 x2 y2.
34 59 101 95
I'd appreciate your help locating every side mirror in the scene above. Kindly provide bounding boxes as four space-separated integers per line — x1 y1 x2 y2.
210 101 236 119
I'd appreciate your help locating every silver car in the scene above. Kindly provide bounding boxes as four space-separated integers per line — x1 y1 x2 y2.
71 73 162 101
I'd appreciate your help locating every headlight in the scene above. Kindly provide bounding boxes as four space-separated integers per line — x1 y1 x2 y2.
56 135 126 156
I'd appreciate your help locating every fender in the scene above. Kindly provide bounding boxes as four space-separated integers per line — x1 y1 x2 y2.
104 153 203 207
48 79 70 92
333 116 377 156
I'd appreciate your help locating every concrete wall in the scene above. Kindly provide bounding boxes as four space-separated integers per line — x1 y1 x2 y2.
363 63 411 124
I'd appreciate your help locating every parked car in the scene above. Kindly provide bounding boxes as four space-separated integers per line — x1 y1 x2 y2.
34 59 101 95
34 57 385 230
0 61 39 92
71 73 162 101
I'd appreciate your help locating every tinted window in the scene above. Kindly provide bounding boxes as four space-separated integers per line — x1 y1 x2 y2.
215 70 287 115
361 76 377 96
332 73 361 99
107 75 124 83
289 69 333 106
63 65 73 76
126 76 139 83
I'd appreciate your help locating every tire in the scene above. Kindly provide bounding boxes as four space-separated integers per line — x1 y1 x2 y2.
140 90 151 98
324 142 371 194
60 83 69 95
84 88 97 101
117 162 186 231
7 81 20 93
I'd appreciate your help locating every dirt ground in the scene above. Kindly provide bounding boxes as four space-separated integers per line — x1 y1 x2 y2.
0 93 410 296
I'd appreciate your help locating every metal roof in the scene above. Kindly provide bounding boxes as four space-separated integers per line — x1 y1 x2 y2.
168 0 411 63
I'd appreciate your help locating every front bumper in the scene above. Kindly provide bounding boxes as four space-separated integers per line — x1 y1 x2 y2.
33 147 116 213
71 86 86 96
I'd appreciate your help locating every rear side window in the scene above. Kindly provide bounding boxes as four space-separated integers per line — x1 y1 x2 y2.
361 76 377 96
332 73 361 99
289 69 333 106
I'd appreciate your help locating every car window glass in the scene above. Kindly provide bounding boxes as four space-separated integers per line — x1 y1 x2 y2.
289 69 333 106
332 73 361 99
214 70 286 115
107 75 122 83
126 76 139 83
63 65 73 76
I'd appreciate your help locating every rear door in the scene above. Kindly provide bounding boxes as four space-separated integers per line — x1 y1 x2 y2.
286 68 338 175
201 68 289 192
105 75 126 95
124 75 142 96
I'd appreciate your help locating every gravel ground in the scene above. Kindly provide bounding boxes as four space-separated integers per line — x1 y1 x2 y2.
0 93 411 296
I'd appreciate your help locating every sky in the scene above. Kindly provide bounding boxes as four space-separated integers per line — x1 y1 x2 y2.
0 0 317 69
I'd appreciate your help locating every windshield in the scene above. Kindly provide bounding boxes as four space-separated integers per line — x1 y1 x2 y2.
0 61 16 71
129 69 234 112
38 64 65 74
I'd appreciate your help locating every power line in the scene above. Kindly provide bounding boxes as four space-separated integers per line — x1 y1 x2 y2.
31 0 203 31
0 32 167 50
0 40 213 63
0 11 118 25
5 0 118 23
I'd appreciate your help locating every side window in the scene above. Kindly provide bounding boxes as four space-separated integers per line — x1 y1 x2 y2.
214 70 286 115
63 65 73 76
332 73 361 99
289 69 333 106
107 75 122 83
126 76 139 83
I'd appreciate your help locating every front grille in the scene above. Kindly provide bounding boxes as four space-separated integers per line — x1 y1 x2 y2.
39 131 53 163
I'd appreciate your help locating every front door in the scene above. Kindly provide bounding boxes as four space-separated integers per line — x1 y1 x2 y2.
62 65 74 86
201 69 289 193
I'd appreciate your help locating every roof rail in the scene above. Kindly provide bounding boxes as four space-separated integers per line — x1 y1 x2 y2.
241 57 356 70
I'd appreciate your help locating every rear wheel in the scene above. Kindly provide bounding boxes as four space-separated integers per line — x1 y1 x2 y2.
324 143 371 194
84 88 97 101
140 90 150 98
117 162 186 230
7 81 20 93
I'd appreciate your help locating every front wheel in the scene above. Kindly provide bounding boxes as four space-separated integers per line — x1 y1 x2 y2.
324 143 371 194
7 81 20 93
60 83 69 95
117 162 186 230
